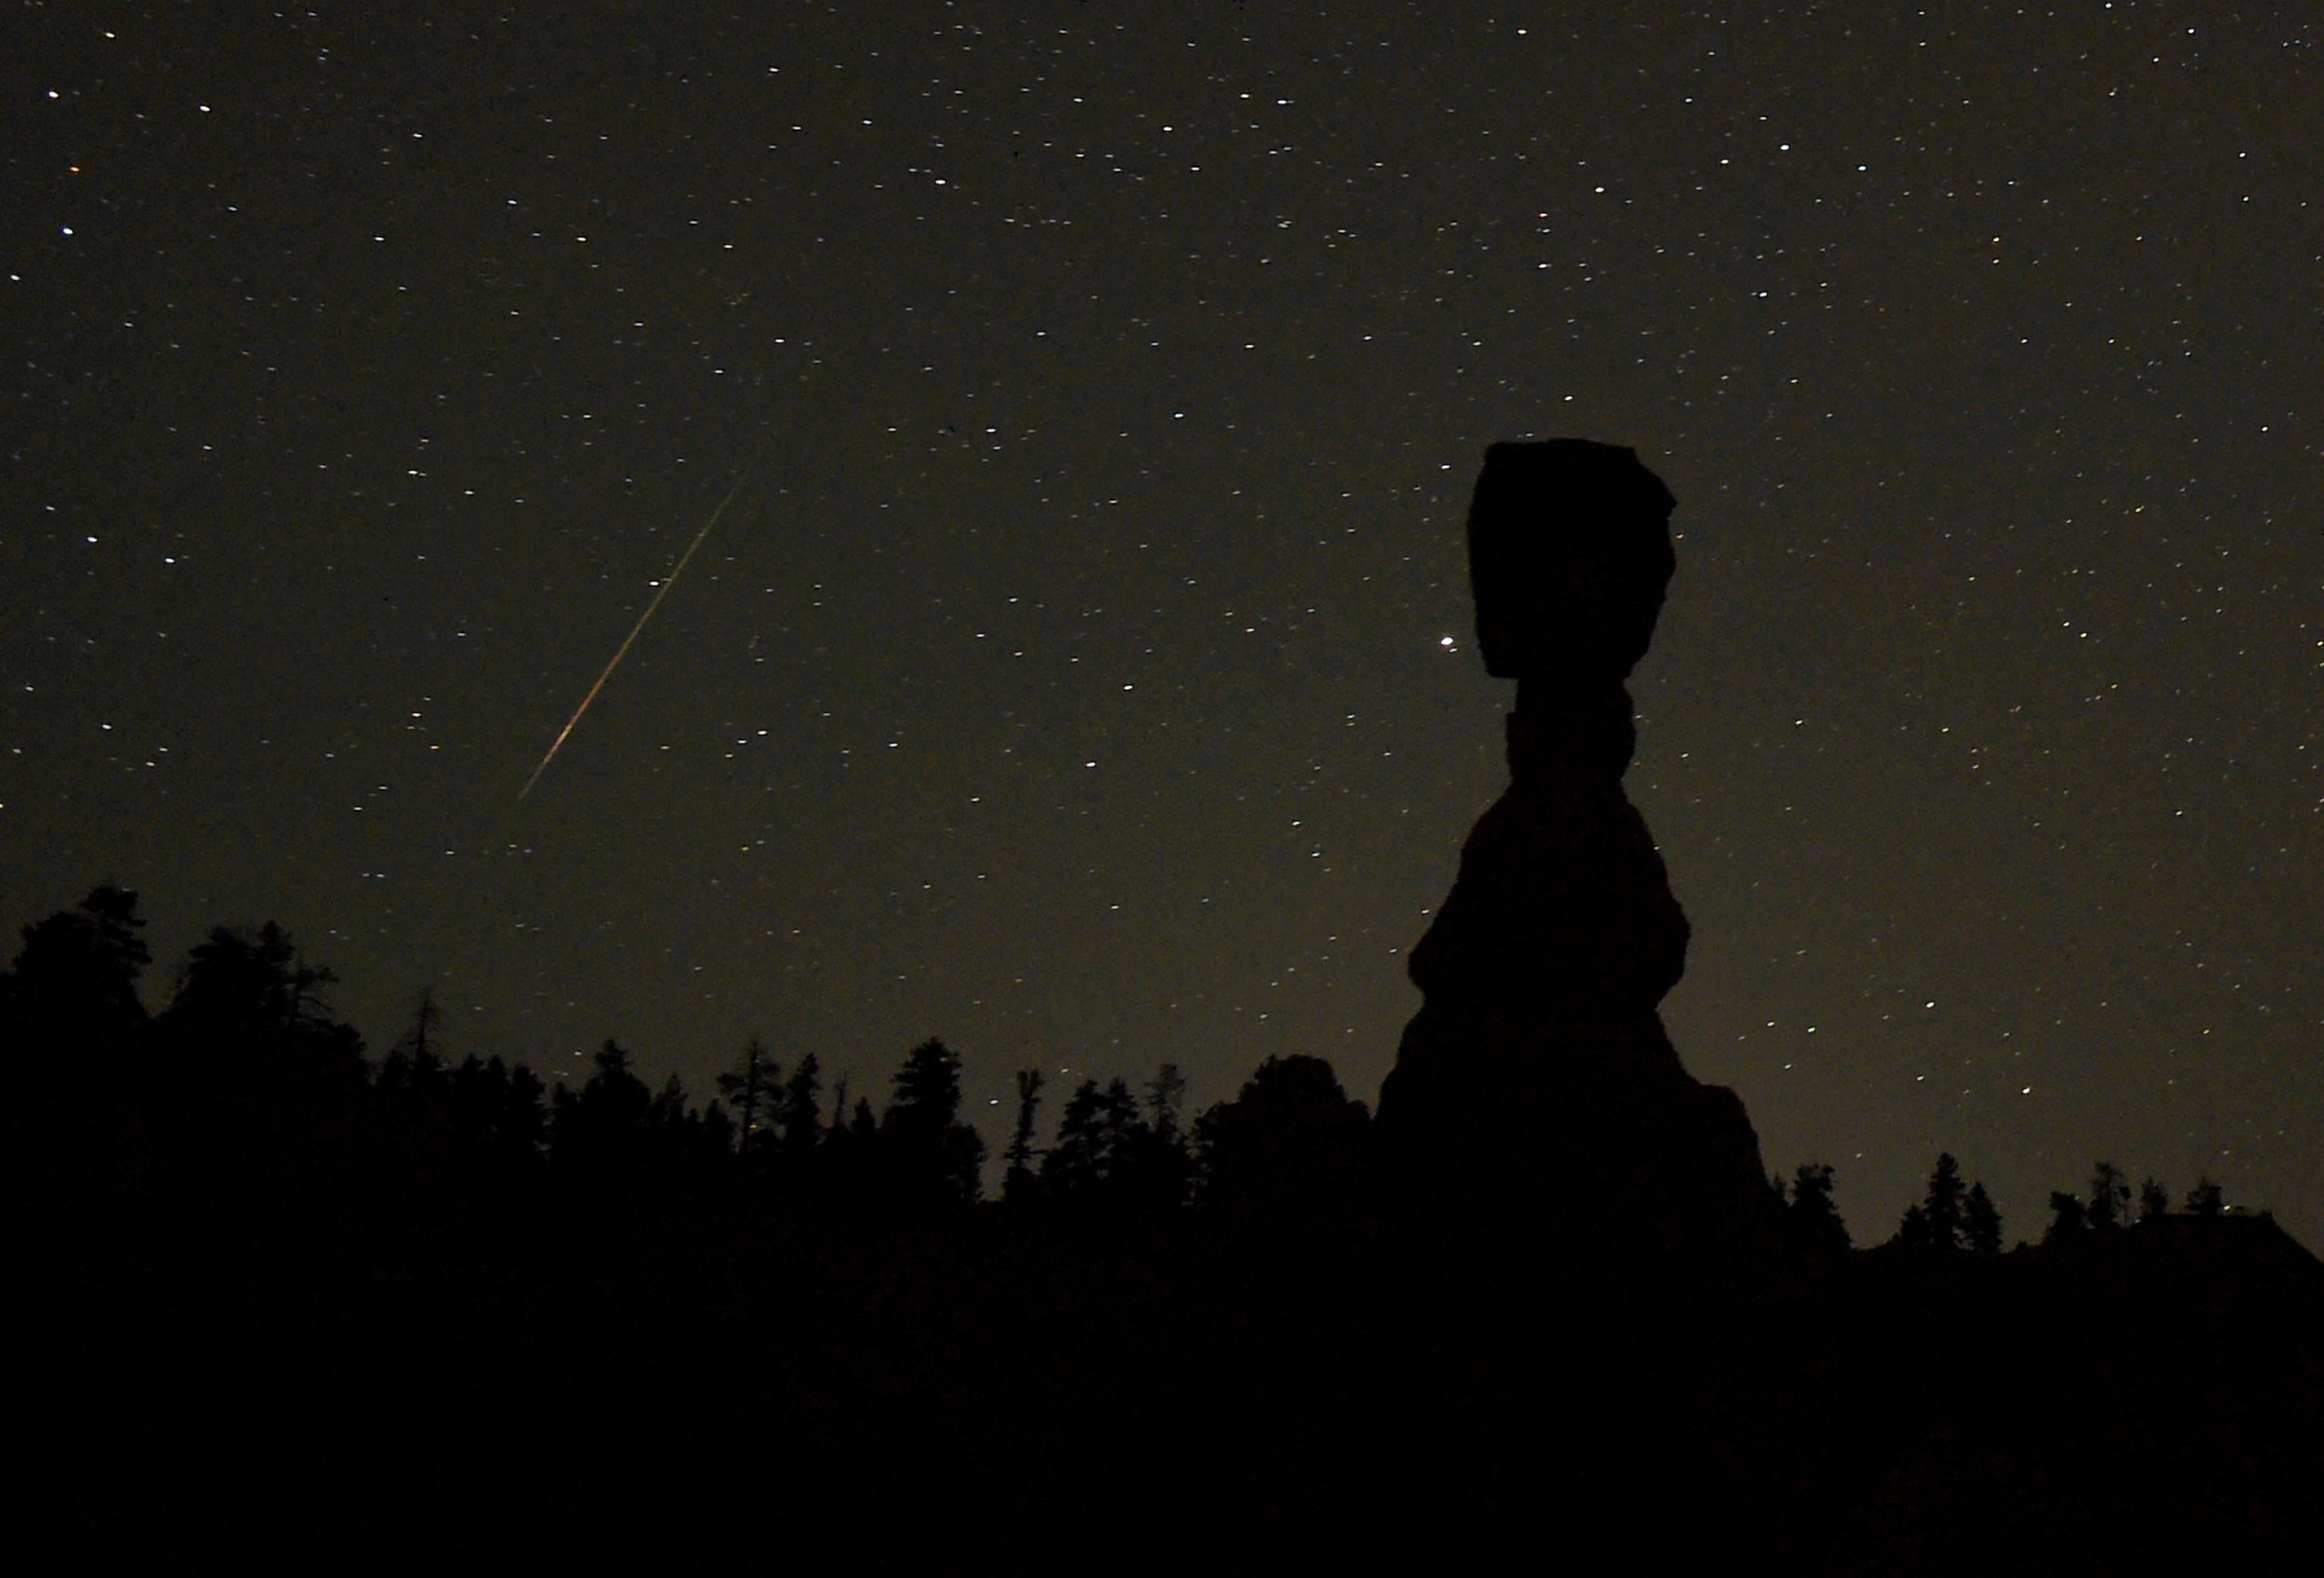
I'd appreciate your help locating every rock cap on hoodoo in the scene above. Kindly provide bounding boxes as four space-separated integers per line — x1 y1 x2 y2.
1466 440 1677 683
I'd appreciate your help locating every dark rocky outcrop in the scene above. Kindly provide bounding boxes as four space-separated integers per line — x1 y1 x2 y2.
1375 440 1777 1266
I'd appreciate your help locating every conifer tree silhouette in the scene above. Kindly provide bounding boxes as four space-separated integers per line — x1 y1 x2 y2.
1147 1062 1187 1134
880 1039 984 1204
1963 1181 2003 1253
650 1073 693 1166
836 1090 879 1195
168 923 298 1030
1194 1054 1367 1210
1784 1162 1851 1254
166 922 343 1038
1922 1153 1967 1247
379 988 452 1108
551 1040 654 1181
777 1052 824 1156
2087 1161 2131 1231
1041 1077 1145 1200
1004 1067 1045 1202
0 882 151 1044
1893 1153 2004 1253
1895 1153 1970 1250
445 1054 548 1172
1127 1062 1195 1207
718 1035 783 1154
159 920 364 1079
392 986 446 1064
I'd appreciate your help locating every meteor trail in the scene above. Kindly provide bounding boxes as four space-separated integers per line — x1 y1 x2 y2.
519 466 753 802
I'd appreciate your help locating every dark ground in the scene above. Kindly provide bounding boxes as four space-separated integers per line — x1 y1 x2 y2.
8 1032 2320 1574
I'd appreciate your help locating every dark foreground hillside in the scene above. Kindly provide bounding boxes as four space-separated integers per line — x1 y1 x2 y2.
7 1028 2320 1573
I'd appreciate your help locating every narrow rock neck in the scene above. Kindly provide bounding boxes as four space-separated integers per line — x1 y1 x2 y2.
1505 678 1638 794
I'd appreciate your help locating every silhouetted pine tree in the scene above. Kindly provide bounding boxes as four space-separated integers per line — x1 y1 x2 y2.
1039 1067 1197 1207
1892 1153 2005 1253
1194 1054 1368 1211
168 923 284 1030
1894 1153 1970 1251
413 1045 452 1099
825 1090 880 1197
1963 1181 2003 1253
1003 1067 1045 1202
693 1098 736 1167
1784 1162 1851 1255
167 922 330 1034
2184 1175 2225 1217
1924 1153 1967 1246
502 1060 549 1153
2087 1161 2130 1231
0 882 151 1046
550 1040 654 1182
446 1054 548 1172
718 1035 782 1155
1122 1062 1195 1208
391 986 447 1065
814 1076 874 1197
649 1073 697 1171
879 1039 984 1205
1041 1077 1146 1201
777 1052 824 1156
159 920 364 1076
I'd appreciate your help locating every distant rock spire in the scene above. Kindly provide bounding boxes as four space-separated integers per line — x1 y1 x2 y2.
1376 441 1776 1261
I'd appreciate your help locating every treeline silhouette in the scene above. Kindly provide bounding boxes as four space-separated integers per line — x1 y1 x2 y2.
0 884 1382 1217
6 884 2319 1571
1768 1148 2259 1261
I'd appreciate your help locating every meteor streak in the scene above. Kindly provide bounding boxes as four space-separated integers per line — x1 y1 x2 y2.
519 466 753 802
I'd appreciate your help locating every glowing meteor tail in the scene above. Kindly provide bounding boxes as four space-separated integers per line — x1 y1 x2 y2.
519 466 754 802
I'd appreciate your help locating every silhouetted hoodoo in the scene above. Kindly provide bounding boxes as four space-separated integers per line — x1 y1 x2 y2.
1376 441 1776 1260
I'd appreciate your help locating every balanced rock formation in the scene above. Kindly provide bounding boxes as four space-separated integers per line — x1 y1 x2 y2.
1375 441 1776 1263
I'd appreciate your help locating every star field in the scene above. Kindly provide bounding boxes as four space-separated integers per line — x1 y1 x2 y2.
5 3 2320 1243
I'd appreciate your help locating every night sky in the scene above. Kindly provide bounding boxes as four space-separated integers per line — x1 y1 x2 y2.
7 4 2319 1246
